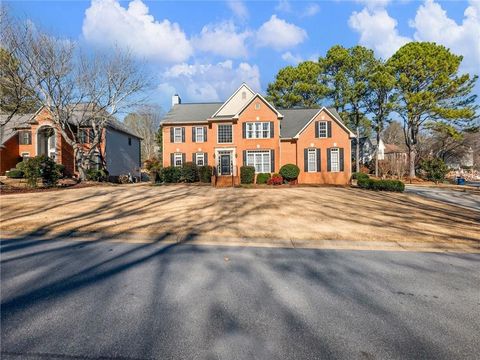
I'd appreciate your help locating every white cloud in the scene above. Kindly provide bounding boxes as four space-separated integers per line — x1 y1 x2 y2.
159 60 261 102
302 3 320 17
410 0 480 74
348 7 411 58
82 0 192 63
355 0 391 10
227 0 249 20
256 15 307 50
281 52 303 64
275 0 292 13
192 21 251 58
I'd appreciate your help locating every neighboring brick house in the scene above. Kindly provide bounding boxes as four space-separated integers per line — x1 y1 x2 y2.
161 84 355 185
0 106 142 177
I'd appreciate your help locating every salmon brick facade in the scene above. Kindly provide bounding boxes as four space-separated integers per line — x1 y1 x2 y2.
161 84 355 185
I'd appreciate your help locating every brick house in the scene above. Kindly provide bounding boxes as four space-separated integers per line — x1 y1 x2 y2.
161 84 355 185
0 106 142 177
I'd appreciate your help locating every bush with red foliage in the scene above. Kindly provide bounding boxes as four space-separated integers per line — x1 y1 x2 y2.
267 175 283 185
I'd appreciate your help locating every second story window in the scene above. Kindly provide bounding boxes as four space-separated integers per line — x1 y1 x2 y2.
174 127 183 143
195 127 204 142
318 121 327 138
79 129 90 144
218 124 232 143
19 131 32 145
246 122 270 139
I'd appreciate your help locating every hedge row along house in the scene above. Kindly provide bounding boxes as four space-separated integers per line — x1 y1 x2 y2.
0 105 142 178
161 83 355 185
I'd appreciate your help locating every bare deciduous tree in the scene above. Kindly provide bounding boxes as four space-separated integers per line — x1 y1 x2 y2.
5 10 148 180
124 105 163 162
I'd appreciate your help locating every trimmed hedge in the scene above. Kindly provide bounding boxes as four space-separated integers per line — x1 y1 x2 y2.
357 174 404 192
279 164 300 181
353 172 369 181
198 165 213 183
6 169 24 178
256 173 271 184
162 166 182 183
240 166 255 184
181 162 198 183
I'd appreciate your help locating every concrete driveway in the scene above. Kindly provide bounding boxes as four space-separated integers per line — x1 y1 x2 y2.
405 185 480 212
1 236 479 360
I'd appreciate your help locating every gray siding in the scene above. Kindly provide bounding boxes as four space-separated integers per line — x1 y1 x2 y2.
105 128 141 176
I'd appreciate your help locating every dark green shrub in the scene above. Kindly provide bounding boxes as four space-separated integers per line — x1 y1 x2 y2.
256 173 271 184
22 155 59 187
86 168 108 182
6 169 24 178
240 166 255 184
181 162 199 183
16 161 26 172
198 165 213 183
162 166 182 183
357 175 404 192
420 158 449 184
55 164 65 178
353 172 369 181
279 164 300 181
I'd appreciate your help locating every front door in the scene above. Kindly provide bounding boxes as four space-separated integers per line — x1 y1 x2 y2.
220 153 231 175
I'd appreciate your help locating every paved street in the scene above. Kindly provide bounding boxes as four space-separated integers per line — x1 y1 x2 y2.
1 236 479 360
405 185 480 212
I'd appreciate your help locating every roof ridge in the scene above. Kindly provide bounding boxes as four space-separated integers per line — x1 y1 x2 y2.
176 102 224 105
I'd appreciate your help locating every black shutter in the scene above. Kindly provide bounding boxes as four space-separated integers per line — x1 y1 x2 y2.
304 148 308 172
182 153 186 165
327 121 332 138
243 150 247 165
315 121 319 138
204 127 207 142
270 122 274 138
181 127 185 142
270 149 275 173
242 122 246 138
327 148 331 172
316 148 321 172
170 153 174 166
192 153 196 164
340 148 344 171
204 153 208 166
170 127 174 143
192 127 196 142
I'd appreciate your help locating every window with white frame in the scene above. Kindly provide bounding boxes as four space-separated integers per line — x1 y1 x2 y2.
330 148 340 172
218 124 232 143
246 150 271 173
195 152 205 166
307 149 317 172
174 153 183 167
174 127 183 143
318 121 327 138
19 131 32 145
246 122 270 139
195 127 204 142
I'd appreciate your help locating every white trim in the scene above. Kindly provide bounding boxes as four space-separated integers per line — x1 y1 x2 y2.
214 147 236 176
307 148 317 172
212 83 256 118
195 126 205 143
330 148 340 172
245 150 272 173
294 107 355 139
246 121 271 139
233 94 284 119
173 152 183 167
195 152 205 166
318 121 328 138
35 124 57 160
173 127 183 143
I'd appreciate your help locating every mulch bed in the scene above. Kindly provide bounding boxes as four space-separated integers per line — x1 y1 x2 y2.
0 182 96 195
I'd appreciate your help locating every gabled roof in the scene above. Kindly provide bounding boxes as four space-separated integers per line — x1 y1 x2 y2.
0 113 36 145
161 103 222 124
234 93 284 119
212 83 255 118
281 107 355 139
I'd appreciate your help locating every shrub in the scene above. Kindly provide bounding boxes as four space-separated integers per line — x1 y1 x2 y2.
353 172 369 181
162 166 182 183
267 175 283 185
240 166 255 184
86 168 108 182
357 174 404 192
6 169 24 178
181 162 199 183
16 161 26 172
420 158 449 184
22 155 59 187
118 174 130 184
256 173 271 184
144 158 162 183
279 164 300 181
198 165 213 183
55 164 65 178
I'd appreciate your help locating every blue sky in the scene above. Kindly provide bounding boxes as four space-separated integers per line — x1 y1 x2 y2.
8 0 480 110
